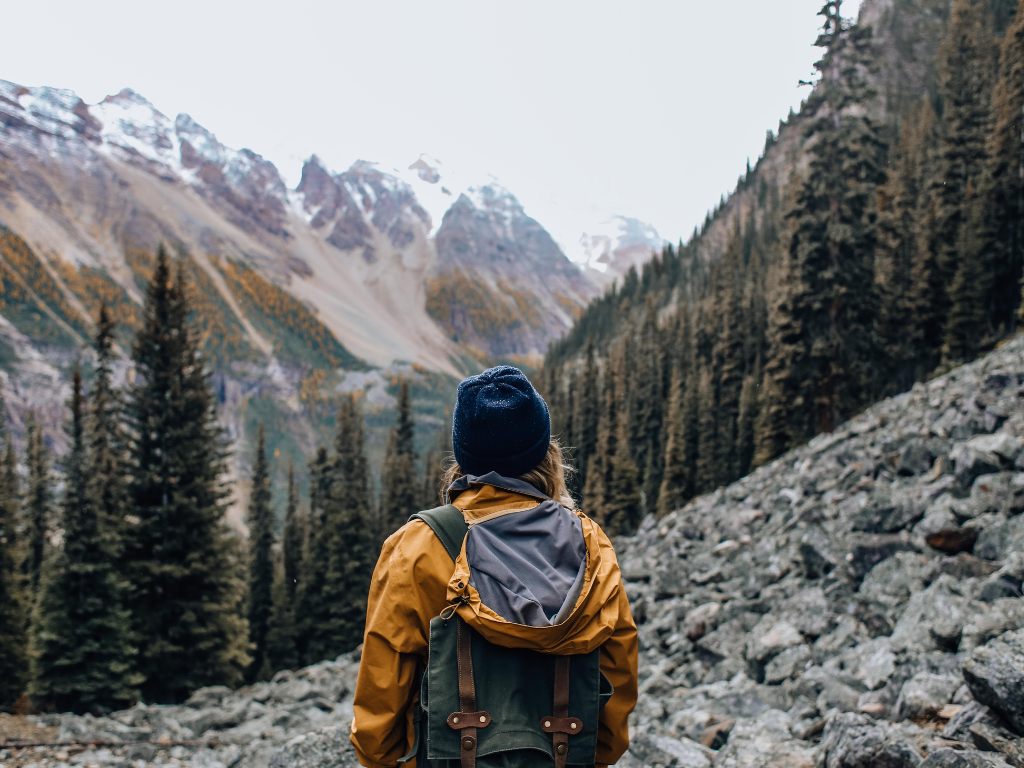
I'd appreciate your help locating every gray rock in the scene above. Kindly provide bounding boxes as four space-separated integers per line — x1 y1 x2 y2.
818 712 922 768
712 710 817 768
977 553 1024 602
961 599 1024 653
889 575 974 653
893 673 961 721
766 644 813 685
268 725 361 768
184 685 233 709
967 434 1022 463
620 729 712 768
944 701 1010 742
975 515 1024 562
969 722 1024 766
954 444 1004 488
962 629 1024 735
919 749 1012 767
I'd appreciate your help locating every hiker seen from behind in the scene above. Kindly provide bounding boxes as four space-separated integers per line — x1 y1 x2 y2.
351 365 639 767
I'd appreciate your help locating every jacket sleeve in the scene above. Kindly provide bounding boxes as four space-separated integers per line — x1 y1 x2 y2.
595 571 639 766
350 522 451 768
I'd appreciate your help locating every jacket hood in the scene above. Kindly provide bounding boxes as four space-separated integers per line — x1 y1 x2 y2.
446 473 628 655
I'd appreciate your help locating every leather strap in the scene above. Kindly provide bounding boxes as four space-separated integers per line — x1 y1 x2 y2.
541 656 572 768
451 618 491 768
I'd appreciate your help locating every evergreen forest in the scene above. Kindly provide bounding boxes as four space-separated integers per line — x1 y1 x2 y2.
541 0 1024 535
0 245 443 712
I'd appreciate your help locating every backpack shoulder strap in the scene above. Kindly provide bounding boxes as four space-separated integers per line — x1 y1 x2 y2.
409 504 469 562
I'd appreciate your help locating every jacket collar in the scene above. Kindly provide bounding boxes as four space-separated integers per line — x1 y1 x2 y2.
447 471 549 504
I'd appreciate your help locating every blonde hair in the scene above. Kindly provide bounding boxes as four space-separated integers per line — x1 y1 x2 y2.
439 440 576 510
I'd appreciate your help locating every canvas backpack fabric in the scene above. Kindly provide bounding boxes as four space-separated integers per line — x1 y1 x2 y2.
401 504 611 768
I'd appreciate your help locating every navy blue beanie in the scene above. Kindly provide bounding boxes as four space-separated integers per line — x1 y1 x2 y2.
452 365 551 477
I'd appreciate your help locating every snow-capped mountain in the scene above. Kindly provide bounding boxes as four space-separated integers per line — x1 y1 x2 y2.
576 216 668 284
0 79 600 367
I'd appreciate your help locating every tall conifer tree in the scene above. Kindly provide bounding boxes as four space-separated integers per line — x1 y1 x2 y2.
296 447 329 666
0 385 27 707
88 304 128 562
31 366 140 712
25 415 51 597
988 0 1024 327
323 396 376 655
124 245 249 702
282 459 303 607
937 0 996 362
604 411 641 537
246 424 274 681
759 1 886 448
379 381 417 538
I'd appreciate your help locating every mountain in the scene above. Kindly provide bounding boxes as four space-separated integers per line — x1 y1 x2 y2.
429 184 595 357
0 79 616 504
577 216 668 286
6 308 1024 768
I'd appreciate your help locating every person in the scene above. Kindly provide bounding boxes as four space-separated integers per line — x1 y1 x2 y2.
351 365 638 768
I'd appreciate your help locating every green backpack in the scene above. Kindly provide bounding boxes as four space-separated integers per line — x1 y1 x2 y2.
399 505 613 768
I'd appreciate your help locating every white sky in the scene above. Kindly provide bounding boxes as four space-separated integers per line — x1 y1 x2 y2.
1 0 862 260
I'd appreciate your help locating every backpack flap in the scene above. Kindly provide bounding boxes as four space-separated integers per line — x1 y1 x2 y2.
426 615 601 765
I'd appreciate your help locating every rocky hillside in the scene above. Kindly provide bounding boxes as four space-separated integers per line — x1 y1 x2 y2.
5 318 1024 768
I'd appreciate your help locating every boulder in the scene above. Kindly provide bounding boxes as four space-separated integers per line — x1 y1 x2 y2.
967 434 1022 463
888 575 974 653
919 749 1012 767
268 725 361 767
893 672 961 721
944 701 1010 742
976 553 1024 602
954 444 1003 489
818 712 922 768
974 515 1024 562
962 629 1024 735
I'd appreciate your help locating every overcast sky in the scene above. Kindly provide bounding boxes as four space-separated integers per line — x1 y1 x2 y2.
2 0 862 259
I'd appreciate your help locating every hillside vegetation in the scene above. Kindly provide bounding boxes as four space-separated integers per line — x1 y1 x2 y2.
542 0 1024 535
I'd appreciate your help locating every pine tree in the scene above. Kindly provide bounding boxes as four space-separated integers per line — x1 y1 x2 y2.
933 0 996 362
877 101 936 388
633 298 665 510
30 365 141 713
296 447 329 666
265 553 298 673
944 186 990 361
25 414 51 597
758 2 887 453
712 231 746 486
695 365 717 493
657 369 688 517
571 337 599 498
247 424 275 682
282 459 303 607
0 384 27 707
603 412 641 537
736 370 759 478
124 245 249 702
322 396 376 656
379 380 417 538
989 0 1024 329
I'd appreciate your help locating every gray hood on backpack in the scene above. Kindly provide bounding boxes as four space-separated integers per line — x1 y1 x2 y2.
451 473 588 628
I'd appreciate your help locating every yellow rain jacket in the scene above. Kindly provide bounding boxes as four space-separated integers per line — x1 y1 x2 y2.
350 477 639 767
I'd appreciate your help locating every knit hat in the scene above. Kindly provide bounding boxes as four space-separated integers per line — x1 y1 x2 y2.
452 365 551 477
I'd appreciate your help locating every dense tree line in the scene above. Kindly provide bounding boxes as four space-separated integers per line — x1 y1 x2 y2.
542 0 1024 534
0 245 423 712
